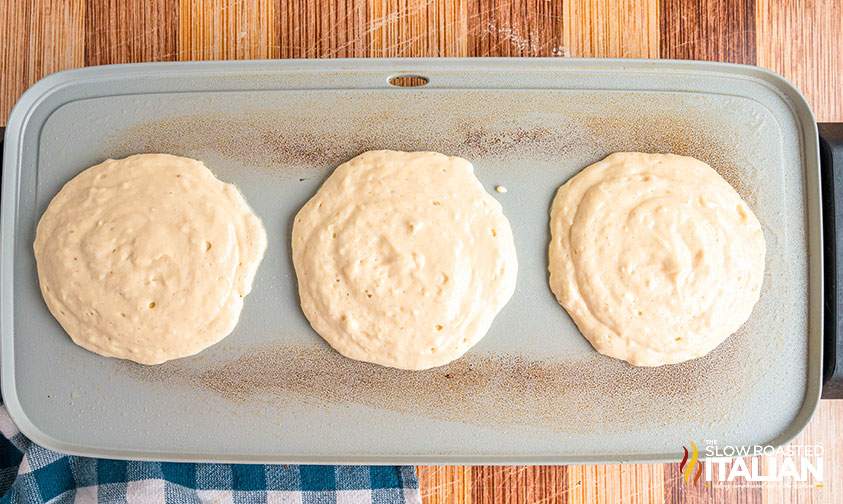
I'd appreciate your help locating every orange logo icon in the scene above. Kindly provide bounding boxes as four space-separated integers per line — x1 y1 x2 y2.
680 441 703 486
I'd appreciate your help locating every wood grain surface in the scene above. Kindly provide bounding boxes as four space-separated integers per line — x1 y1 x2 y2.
1 1 841 503
660 0 756 64
85 0 178 65
756 0 843 125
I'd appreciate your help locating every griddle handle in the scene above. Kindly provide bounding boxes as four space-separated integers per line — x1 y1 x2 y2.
820 123 843 399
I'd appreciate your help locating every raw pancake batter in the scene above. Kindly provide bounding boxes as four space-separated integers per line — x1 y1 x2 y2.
292 150 517 370
548 152 766 366
34 154 267 365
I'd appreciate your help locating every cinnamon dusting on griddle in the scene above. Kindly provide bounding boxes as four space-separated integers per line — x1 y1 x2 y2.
109 90 757 208
123 332 748 433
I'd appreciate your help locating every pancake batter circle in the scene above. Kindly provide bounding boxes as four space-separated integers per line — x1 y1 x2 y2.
548 152 766 366
34 154 267 365
292 150 518 370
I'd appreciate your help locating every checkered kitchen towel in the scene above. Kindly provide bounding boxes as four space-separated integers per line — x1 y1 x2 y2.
0 403 420 504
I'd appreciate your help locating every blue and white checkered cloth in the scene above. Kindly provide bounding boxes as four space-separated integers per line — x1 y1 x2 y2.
0 403 420 504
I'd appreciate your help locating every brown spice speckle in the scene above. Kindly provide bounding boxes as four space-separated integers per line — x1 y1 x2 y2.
123 332 748 433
